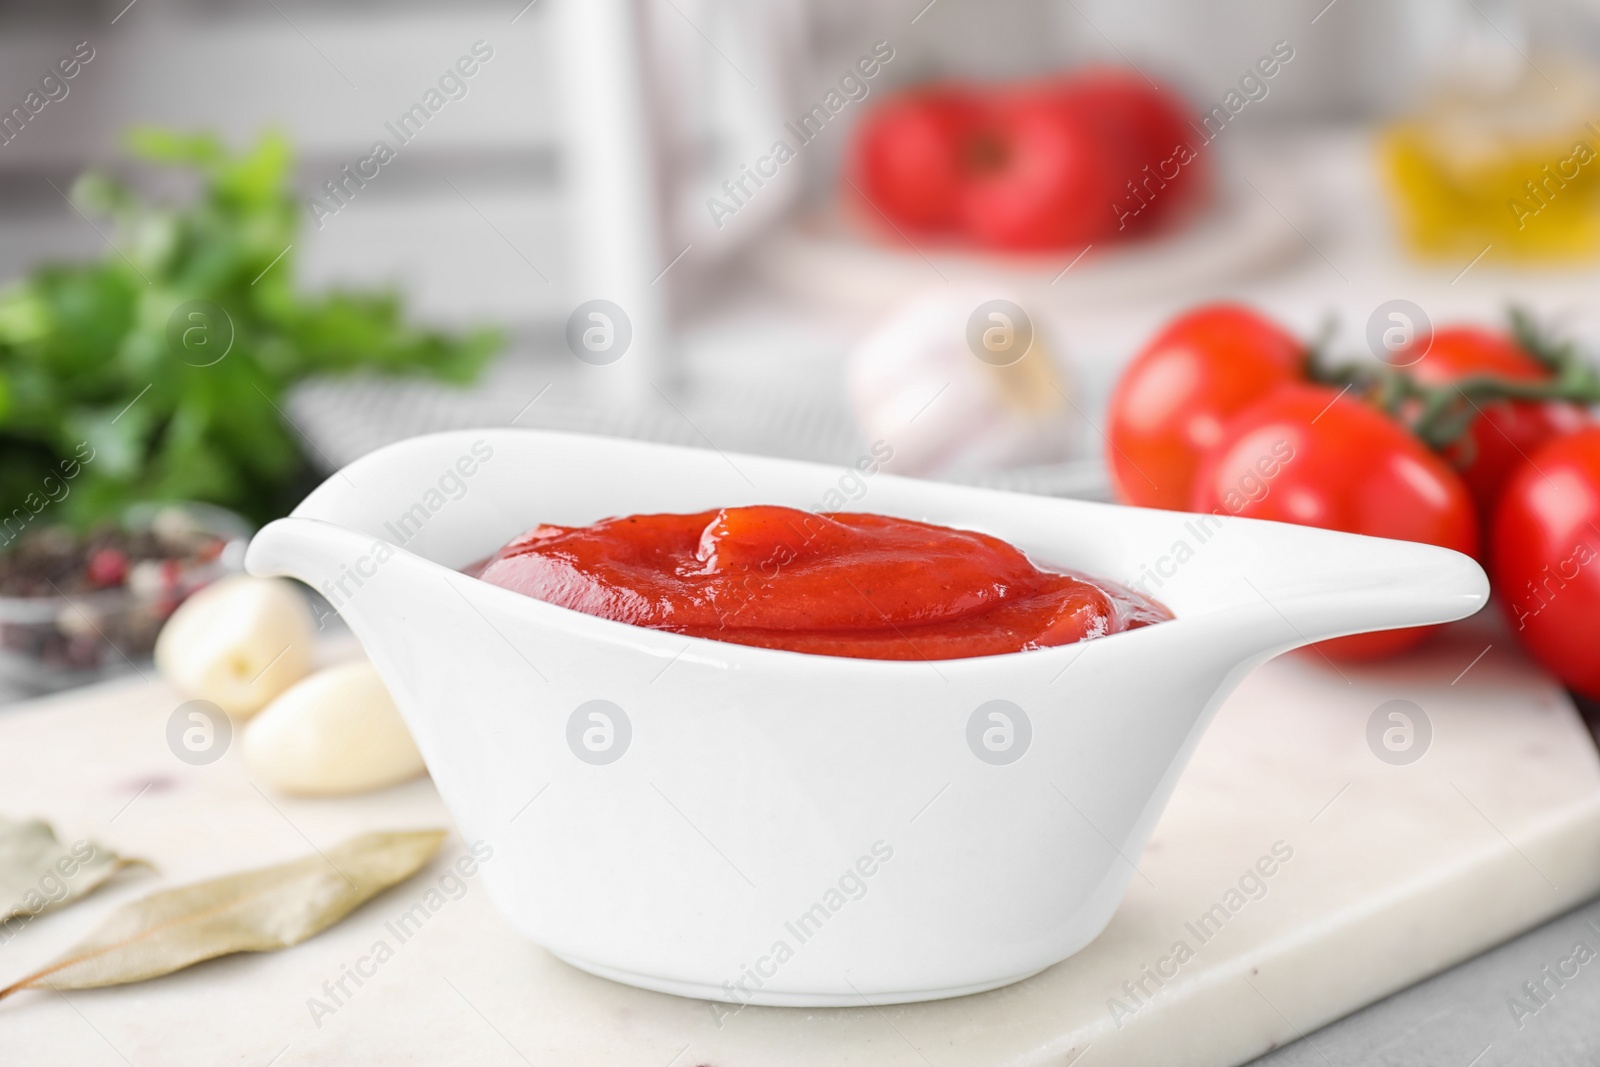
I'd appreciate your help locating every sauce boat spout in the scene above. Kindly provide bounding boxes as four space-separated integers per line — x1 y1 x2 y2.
1165 516 1491 667
245 516 391 605
243 516 450 658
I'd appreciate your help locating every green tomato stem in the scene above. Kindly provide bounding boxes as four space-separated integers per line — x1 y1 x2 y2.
1310 308 1599 452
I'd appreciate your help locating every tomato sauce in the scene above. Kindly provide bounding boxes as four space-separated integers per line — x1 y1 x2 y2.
476 505 1170 661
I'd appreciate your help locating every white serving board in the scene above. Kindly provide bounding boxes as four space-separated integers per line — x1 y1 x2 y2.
2 614 1598 1066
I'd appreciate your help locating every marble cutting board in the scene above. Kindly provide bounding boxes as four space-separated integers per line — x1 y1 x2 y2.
2 614 1598 1067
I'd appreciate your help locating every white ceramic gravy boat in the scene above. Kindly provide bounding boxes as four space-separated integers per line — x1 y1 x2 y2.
246 429 1487 1006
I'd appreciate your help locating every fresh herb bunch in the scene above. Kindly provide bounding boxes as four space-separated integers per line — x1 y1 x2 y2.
0 128 499 527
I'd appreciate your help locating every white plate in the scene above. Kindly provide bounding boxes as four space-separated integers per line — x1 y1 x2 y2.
755 175 1308 311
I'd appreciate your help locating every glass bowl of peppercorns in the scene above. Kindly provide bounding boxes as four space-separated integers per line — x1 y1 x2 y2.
0 503 251 696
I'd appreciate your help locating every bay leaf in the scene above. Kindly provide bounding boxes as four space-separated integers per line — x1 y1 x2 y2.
0 828 445 999
0 815 144 925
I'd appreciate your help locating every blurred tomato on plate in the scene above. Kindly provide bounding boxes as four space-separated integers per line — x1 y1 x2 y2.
844 67 1206 252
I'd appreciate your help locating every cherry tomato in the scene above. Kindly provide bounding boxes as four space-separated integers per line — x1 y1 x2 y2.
1191 384 1479 660
1491 427 1600 699
1055 67 1207 234
846 87 979 234
1107 304 1304 510
958 92 1118 251
1404 326 1588 515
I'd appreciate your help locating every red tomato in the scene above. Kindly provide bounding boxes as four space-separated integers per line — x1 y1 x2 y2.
847 70 1206 250
1055 67 1208 234
846 87 980 233
1405 326 1588 515
1191 384 1479 660
958 92 1119 251
1107 304 1304 510
1491 428 1600 699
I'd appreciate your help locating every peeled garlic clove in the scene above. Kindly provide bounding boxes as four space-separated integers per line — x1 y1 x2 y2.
154 575 314 719
244 659 425 796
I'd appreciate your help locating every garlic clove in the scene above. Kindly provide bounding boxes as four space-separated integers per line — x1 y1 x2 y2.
154 575 314 719
848 287 1083 477
243 659 426 796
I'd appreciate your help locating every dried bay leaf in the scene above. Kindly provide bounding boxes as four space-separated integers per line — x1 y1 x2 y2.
0 815 145 925
0 828 445 998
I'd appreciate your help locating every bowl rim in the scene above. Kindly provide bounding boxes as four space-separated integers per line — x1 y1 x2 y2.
257 427 1487 678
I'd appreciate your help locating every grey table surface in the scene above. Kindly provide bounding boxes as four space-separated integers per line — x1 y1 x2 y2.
1248 894 1600 1067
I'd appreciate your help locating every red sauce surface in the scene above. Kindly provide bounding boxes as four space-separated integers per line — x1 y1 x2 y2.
477 505 1171 660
